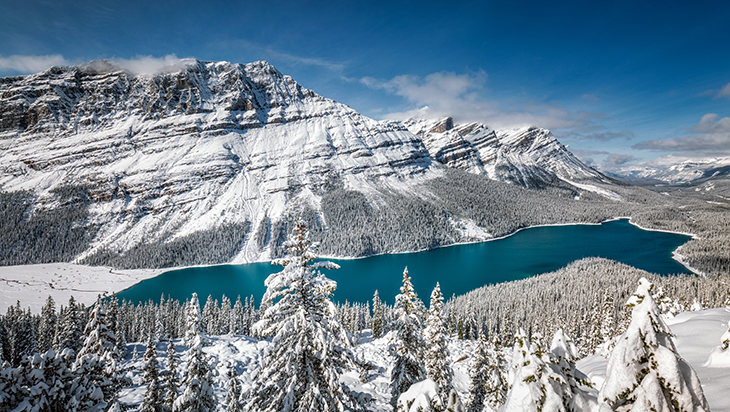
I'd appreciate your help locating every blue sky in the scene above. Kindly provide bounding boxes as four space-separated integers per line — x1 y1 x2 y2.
1 0 729 172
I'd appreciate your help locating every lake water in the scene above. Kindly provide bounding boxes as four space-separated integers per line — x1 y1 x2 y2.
115 219 692 306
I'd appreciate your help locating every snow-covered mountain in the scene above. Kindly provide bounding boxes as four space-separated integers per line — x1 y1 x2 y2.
0 60 614 267
404 117 606 188
612 156 730 185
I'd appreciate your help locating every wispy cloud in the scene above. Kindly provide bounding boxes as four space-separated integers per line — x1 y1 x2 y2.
716 82 730 99
360 70 586 130
232 39 345 72
574 130 634 142
0 54 71 74
603 153 639 166
632 113 730 156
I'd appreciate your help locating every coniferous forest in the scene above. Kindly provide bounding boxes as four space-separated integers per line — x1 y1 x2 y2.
1 220 725 411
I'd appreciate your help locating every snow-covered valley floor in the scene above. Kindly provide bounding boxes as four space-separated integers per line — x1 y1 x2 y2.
0 263 165 313
118 308 730 411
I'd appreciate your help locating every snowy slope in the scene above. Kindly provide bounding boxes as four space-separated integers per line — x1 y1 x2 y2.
0 60 435 263
118 308 730 411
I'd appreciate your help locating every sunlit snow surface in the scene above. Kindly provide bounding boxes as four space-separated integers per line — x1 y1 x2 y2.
0 263 164 312
113 309 730 411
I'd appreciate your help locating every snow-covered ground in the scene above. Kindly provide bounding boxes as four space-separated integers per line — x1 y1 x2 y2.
0 263 165 312
118 308 730 411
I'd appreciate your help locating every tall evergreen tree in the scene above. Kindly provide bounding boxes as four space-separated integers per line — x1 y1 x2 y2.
372 290 384 339
38 296 57 353
165 338 179 410
173 334 216 412
390 267 427 408
54 296 82 355
244 219 361 412
469 333 507 412
141 338 164 412
225 366 243 412
77 297 119 361
424 283 454 405
598 278 709 412
184 293 206 347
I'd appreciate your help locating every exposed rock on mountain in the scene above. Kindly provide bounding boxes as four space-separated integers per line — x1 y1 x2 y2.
403 117 607 188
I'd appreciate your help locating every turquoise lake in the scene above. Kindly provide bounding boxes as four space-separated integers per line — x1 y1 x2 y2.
115 219 692 305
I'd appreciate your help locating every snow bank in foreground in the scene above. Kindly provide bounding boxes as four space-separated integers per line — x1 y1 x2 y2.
0 263 165 312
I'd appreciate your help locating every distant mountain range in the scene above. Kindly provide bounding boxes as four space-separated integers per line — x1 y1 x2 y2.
0 60 629 268
608 157 730 185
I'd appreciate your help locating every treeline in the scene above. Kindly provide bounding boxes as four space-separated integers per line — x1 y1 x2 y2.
81 222 251 269
446 257 729 356
0 186 98 265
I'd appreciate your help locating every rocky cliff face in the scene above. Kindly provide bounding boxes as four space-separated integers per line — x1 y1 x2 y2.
0 60 617 267
403 117 606 188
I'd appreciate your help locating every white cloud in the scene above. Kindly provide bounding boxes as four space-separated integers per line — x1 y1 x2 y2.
632 113 730 156
106 54 197 75
0 54 71 74
360 70 586 130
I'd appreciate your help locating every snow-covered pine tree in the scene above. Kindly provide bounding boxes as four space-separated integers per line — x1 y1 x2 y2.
201 295 216 336
184 293 207 347
231 296 244 336
371 291 384 339
220 295 231 336
54 296 82 355
7 304 37 366
165 338 179 410
77 296 119 361
598 277 709 412
225 366 243 412
501 333 570 412
468 332 491 412
424 283 454 405
75 296 120 403
173 334 216 412
390 267 427 408
141 338 164 412
38 296 57 353
469 332 507 412
550 328 596 411
599 289 616 357
244 219 361 412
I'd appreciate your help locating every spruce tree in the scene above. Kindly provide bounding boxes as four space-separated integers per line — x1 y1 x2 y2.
165 338 179 410
424 283 454 405
502 333 571 412
38 295 57 353
599 289 616 357
141 338 164 412
225 367 243 412
598 277 709 412
244 219 361 412
184 293 207 347
372 290 384 338
173 334 216 412
390 267 427 408
55 296 82 355
469 333 507 412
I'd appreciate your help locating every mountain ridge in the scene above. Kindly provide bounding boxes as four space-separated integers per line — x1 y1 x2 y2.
0 60 626 268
